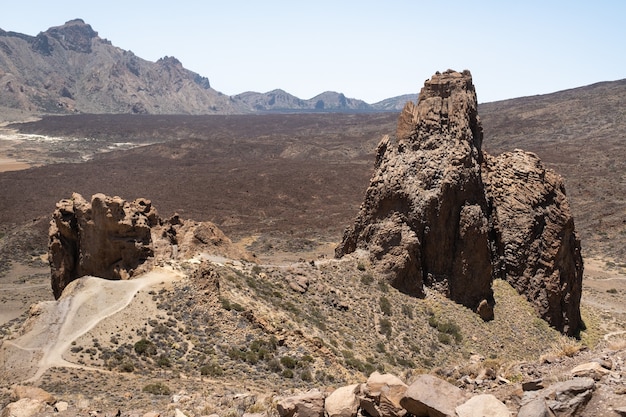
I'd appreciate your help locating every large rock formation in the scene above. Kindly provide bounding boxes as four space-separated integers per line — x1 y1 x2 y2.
336 70 583 335
48 192 249 299
336 70 495 317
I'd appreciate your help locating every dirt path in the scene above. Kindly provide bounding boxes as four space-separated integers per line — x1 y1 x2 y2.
0 267 182 382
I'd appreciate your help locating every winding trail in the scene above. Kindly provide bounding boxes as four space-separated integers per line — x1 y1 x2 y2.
1 267 182 382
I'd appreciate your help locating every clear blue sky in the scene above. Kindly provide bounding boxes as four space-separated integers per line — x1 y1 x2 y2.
2 0 625 103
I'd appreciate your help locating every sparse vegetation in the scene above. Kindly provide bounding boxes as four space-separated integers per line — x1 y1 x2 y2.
142 382 171 395
379 296 392 316
361 273 374 286
134 338 157 356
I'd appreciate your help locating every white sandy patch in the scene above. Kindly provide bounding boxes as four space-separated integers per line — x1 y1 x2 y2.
0 266 182 382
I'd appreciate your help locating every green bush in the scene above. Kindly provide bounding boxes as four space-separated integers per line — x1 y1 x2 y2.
282 369 294 378
361 273 374 286
119 361 134 372
200 362 223 377
220 297 245 312
142 382 171 395
300 369 313 382
280 356 297 369
379 296 392 316
437 333 452 345
157 354 171 368
379 318 392 338
268 358 282 373
134 338 157 356
401 304 413 319
429 315 462 343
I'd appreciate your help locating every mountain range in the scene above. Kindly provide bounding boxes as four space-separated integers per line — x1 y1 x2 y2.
0 19 416 115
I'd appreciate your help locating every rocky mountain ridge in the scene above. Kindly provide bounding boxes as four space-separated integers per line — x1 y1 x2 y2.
0 19 415 115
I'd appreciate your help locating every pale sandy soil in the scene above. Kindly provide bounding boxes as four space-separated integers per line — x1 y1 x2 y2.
582 257 626 337
0 266 183 383
0 263 50 325
0 157 31 172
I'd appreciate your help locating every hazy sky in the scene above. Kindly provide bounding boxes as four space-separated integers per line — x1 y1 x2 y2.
2 1 625 103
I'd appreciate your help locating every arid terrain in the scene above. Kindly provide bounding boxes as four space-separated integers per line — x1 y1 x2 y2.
0 78 624 416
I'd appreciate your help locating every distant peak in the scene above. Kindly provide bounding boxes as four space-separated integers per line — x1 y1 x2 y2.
45 18 98 53
64 18 87 25
157 56 183 66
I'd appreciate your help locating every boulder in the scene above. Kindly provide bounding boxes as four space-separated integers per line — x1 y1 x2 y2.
12 385 55 404
400 374 468 417
359 372 407 417
324 384 360 417
276 390 325 417
570 362 610 380
54 401 69 412
0 398 46 417
455 394 511 417
517 398 555 417
522 377 594 417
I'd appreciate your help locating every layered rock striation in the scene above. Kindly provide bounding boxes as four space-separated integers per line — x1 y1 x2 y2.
336 70 583 335
483 150 584 335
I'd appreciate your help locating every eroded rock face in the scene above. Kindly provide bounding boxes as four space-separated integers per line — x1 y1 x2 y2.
336 70 495 315
483 150 584 335
48 193 251 299
336 69 583 335
49 193 158 298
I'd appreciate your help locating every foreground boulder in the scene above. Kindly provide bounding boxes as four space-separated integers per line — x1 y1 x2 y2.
400 374 468 417
336 70 583 335
276 389 325 417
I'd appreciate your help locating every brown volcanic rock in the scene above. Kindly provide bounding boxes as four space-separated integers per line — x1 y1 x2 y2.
336 70 495 314
48 192 250 299
483 150 583 335
48 193 158 298
337 69 583 334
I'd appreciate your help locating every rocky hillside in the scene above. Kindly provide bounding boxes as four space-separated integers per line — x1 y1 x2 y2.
0 19 243 115
0 19 415 115
233 90 379 113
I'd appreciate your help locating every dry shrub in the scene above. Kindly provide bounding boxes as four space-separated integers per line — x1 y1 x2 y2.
543 337 584 360
607 334 626 350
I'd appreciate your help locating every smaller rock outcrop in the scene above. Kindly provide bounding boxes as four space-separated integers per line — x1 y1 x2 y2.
49 193 158 298
48 193 249 299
